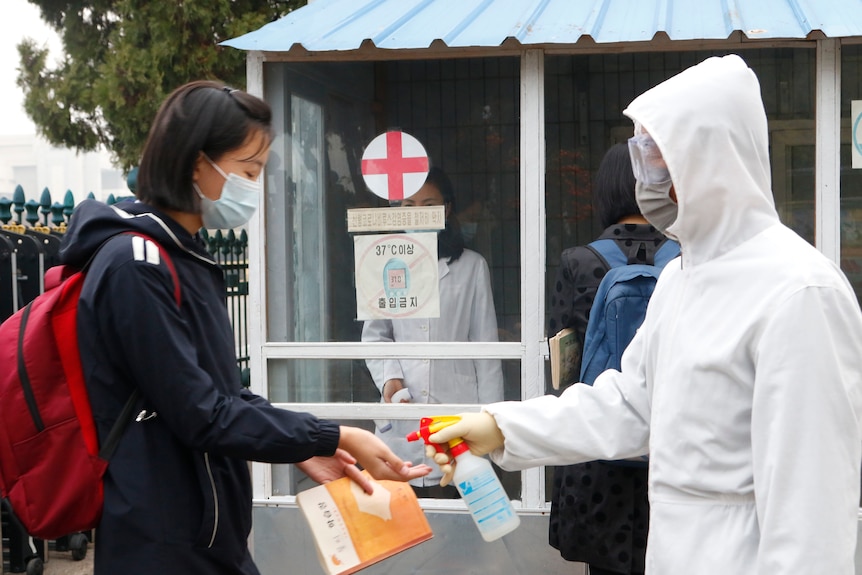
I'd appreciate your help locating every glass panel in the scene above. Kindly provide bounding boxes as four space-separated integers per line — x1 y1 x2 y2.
263 58 521 344
269 418 520 500
291 95 326 341
266 358 521 404
266 357 521 496
771 133 816 244
840 44 862 304
545 48 815 339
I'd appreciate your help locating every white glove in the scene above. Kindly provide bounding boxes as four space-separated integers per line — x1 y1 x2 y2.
424 444 455 485
423 412 505 487
428 412 505 456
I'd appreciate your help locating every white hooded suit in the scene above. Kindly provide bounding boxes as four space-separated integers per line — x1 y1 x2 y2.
487 55 862 574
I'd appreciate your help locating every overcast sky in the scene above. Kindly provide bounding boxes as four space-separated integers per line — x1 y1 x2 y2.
1 0 62 136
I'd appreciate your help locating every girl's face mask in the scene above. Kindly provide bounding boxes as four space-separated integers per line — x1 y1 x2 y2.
195 154 261 230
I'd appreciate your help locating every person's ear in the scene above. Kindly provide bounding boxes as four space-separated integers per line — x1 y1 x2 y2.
192 152 206 184
445 201 452 219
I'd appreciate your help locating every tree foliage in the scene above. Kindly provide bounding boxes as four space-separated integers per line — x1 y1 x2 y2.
17 0 306 172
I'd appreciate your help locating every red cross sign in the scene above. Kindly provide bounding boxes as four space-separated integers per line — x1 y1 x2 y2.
361 131 429 201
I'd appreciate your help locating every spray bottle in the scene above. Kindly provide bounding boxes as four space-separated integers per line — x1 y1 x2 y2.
407 416 520 542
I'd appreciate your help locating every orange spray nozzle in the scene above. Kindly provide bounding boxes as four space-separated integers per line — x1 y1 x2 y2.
406 416 461 454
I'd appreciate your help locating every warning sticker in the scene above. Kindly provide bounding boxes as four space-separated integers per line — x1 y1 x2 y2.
354 233 439 320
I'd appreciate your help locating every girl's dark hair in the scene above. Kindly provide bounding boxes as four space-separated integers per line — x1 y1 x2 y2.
136 81 274 212
593 142 641 228
425 166 465 263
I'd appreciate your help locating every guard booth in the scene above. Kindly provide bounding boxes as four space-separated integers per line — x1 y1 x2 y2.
223 1 862 573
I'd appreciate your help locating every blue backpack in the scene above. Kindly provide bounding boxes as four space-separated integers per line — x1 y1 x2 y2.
579 238 680 386
578 238 679 467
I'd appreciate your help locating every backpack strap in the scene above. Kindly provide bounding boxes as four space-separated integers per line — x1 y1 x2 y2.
99 389 143 460
589 237 681 270
654 239 681 268
91 232 181 460
586 239 627 270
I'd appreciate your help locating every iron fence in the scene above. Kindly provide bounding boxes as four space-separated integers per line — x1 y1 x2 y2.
0 184 250 386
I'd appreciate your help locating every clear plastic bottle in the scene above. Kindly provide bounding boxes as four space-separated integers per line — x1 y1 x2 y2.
449 439 520 542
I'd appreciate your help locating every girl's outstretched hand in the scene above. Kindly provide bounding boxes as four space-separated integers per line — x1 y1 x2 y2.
338 426 432 486
297 449 377 493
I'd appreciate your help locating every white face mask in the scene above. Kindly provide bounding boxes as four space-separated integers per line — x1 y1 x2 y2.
636 179 678 235
195 155 261 229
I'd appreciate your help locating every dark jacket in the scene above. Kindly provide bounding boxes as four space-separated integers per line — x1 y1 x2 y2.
548 222 669 574
61 200 340 574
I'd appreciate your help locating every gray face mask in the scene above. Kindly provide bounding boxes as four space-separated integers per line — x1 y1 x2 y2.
636 179 677 234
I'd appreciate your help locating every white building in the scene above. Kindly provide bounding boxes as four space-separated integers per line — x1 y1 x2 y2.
0 134 127 209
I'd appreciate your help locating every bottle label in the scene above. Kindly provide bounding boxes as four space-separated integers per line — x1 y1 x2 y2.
457 469 516 531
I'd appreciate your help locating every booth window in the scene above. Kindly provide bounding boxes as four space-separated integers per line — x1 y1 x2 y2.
263 58 521 403
545 48 816 305
262 58 523 497
840 43 862 304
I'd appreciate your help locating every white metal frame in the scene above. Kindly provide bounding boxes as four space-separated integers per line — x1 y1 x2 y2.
246 51 270 498
243 38 848 514
243 47 553 513
816 38 842 264
518 49 547 510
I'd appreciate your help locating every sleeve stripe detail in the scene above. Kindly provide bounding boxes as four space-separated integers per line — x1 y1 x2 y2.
131 235 162 266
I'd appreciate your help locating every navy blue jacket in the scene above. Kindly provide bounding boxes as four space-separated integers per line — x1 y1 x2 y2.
61 200 340 574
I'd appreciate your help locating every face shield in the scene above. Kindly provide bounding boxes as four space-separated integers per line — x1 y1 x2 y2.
627 130 671 186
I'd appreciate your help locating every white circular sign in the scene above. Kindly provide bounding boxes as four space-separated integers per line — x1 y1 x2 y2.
361 131 429 201
354 233 439 320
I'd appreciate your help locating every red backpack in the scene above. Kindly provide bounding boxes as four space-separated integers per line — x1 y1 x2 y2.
0 233 179 539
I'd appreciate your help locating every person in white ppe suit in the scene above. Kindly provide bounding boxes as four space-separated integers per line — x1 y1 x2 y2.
362 166 504 493
428 54 862 574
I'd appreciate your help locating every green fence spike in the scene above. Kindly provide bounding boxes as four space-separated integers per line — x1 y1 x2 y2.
51 202 65 227
224 229 237 255
24 199 40 227
40 188 52 225
12 184 24 204
12 184 24 224
0 197 11 224
126 167 138 193
64 190 76 218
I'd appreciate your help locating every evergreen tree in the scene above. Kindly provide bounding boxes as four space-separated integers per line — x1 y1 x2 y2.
16 0 305 171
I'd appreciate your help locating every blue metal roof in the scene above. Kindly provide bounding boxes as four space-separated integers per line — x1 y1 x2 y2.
223 0 862 52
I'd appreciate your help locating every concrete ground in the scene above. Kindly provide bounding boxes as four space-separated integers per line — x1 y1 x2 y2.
2 513 93 574
42 545 94 575
2 541 94 575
